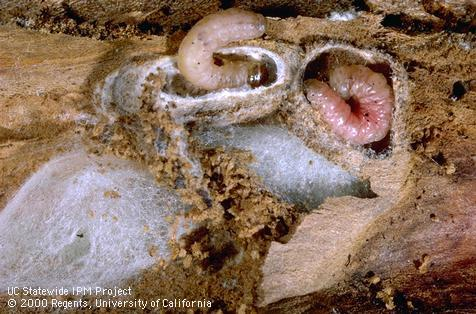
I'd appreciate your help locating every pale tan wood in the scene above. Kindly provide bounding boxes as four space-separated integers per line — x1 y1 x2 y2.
0 25 168 208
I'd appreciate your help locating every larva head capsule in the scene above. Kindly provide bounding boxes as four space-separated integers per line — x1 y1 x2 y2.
248 62 269 88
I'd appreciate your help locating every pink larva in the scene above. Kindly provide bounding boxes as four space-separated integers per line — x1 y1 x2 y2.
305 65 394 145
177 8 266 90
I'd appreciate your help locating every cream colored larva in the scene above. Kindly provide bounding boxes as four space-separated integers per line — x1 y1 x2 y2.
177 8 267 90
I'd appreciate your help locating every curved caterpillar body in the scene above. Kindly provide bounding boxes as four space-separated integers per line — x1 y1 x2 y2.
178 8 267 90
305 65 393 145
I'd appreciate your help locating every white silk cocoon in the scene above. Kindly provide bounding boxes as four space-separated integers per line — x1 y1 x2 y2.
197 125 375 209
0 151 187 290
